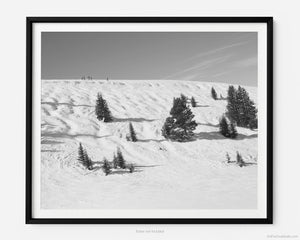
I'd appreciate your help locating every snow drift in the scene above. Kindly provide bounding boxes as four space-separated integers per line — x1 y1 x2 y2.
41 80 257 209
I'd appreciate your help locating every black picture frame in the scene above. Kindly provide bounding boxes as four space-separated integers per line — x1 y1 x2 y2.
26 16 273 224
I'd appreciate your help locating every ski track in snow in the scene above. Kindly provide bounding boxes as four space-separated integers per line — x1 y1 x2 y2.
41 80 258 209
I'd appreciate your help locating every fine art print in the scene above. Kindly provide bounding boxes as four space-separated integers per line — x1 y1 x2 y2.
26 17 273 224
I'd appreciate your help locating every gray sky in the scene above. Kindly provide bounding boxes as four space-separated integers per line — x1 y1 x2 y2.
41 32 257 86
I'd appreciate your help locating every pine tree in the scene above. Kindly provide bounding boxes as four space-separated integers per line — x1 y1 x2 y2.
236 151 245 167
87 155 93 170
102 158 111 175
191 97 196 107
112 153 118 169
161 117 175 139
219 116 238 139
237 86 258 129
129 122 137 142
117 147 126 169
236 86 247 126
226 85 258 129
95 93 113 122
229 122 238 139
83 149 93 170
211 87 218 100
83 149 89 167
226 85 238 123
77 143 85 166
162 95 197 142
78 143 93 169
226 152 231 163
219 116 230 137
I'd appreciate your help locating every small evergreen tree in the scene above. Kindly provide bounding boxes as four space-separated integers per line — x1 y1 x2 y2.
83 149 93 170
191 97 196 107
236 152 245 167
162 95 197 142
226 85 238 123
211 87 218 100
226 152 231 163
112 153 118 169
219 116 230 137
117 147 126 169
78 143 93 169
235 86 249 127
95 93 113 122
219 116 238 139
102 158 111 175
129 122 137 142
77 143 85 166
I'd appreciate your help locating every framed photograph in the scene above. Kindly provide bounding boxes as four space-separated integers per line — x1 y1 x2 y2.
26 17 273 224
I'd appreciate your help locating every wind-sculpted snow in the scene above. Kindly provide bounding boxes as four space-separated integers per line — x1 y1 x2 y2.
41 80 258 209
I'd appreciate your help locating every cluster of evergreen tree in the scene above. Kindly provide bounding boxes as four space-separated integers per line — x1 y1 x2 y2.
102 147 134 176
95 93 113 122
162 94 197 142
78 143 93 170
219 116 237 139
78 142 135 175
82 86 254 174
225 152 246 167
226 85 258 129
211 87 218 100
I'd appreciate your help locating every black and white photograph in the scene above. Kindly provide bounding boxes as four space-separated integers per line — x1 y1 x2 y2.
26 17 272 223
5 0 300 237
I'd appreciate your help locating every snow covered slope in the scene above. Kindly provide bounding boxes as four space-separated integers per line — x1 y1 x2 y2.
41 80 257 209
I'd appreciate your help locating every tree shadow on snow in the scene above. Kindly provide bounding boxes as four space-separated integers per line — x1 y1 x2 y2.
41 149 63 153
195 104 210 107
113 117 157 123
42 101 94 108
41 132 111 140
236 133 257 140
109 169 143 175
227 161 257 167
192 132 258 141
134 165 161 168
243 162 257 166
91 165 156 175
138 139 165 143
89 166 102 171
41 139 64 145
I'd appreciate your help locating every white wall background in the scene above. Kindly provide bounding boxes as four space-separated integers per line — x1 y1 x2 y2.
0 0 299 239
